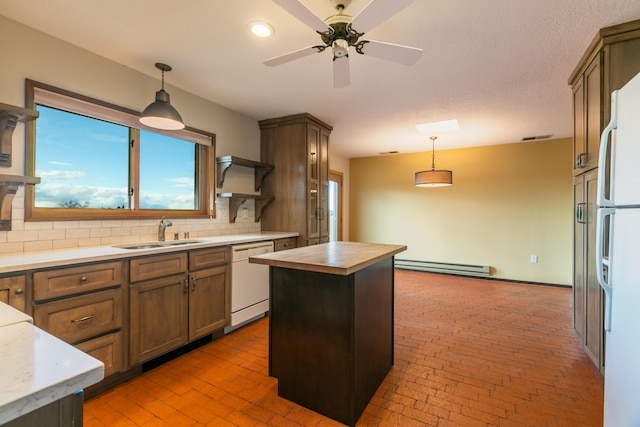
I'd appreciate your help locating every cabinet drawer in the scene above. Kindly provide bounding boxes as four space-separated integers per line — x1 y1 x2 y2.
189 247 230 270
33 261 123 301
76 331 123 377
274 237 297 252
0 275 26 312
130 252 187 282
33 288 123 344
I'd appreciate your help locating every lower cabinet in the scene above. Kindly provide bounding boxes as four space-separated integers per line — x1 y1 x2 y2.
129 273 189 365
32 262 126 379
3 391 84 427
573 168 603 371
0 274 26 313
129 247 230 365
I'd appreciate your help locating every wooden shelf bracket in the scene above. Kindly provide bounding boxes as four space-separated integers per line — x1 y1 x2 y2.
0 103 39 168
0 175 40 230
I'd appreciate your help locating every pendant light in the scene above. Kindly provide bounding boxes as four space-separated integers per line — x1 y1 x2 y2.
415 136 453 187
139 63 185 130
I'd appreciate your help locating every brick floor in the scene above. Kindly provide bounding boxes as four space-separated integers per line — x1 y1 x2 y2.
84 271 604 426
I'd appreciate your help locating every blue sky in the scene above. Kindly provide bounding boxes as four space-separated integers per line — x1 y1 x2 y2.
35 105 196 209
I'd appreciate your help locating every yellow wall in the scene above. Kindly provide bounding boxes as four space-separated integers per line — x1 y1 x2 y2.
350 138 573 285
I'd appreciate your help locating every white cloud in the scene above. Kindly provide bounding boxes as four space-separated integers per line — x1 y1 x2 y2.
39 170 86 180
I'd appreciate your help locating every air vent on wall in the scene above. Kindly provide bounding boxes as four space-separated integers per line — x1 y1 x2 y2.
379 151 399 155
522 134 553 142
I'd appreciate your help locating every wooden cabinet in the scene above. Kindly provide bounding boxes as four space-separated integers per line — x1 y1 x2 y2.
32 261 125 378
569 19 640 372
260 113 331 246
0 274 26 312
129 252 188 365
274 237 297 252
573 169 602 368
129 248 230 365
188 247 230 339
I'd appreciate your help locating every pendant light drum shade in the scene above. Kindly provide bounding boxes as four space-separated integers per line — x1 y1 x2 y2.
415 169 452 187
139 63 185 130
414 135 453 187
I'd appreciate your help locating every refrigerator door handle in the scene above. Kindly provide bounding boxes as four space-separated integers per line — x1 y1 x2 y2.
597 90 618 207
596 207 615 331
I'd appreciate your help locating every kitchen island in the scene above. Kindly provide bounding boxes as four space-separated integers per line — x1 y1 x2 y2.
249 241 406 426
0 302 104 426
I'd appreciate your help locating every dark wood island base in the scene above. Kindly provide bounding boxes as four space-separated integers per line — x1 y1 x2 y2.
250 242 407 426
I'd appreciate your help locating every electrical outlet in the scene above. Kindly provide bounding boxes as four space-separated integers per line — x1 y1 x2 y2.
531 255 538 263
241 208 248 218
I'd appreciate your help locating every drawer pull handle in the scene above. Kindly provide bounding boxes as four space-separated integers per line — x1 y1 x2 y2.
80 276 88 282
71 315 95 326
15 288 23 295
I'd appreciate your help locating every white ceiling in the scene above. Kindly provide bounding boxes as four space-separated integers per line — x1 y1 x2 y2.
2 0 640 158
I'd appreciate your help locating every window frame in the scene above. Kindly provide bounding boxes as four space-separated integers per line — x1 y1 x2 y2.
24 79 216 221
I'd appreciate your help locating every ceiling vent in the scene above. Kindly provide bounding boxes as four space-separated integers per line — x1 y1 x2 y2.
521 134 553 142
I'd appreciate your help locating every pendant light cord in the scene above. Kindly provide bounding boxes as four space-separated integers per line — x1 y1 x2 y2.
430 136 437 171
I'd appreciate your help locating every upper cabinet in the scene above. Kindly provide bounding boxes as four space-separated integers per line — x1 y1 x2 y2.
259 113 332 246
569 19 640 176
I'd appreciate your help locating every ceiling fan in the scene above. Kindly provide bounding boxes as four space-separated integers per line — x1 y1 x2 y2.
265 0 423 88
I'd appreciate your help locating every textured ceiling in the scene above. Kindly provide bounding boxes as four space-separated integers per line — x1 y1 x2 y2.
1 0 640 158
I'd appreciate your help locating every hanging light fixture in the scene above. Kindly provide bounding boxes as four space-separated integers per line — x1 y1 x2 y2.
139 63 185 130
415 136 453 187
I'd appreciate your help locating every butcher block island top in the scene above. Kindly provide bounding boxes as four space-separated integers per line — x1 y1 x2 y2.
248 241 406 275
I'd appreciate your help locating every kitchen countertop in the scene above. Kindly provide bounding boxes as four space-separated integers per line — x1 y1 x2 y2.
0 302 104 424
249 241 407 276
0 232 297 274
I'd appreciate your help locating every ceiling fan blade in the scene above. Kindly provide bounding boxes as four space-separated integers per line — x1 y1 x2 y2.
358 40 423 66
333 56 351 88
273 0 331 33
350 0 414 34
264 45 323 66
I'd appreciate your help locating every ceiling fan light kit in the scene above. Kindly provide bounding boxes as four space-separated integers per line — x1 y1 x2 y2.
266 0 423 88
139 63 185 130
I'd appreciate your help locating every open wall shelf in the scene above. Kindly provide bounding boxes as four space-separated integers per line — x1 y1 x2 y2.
216 193 275 223
216 156 274 191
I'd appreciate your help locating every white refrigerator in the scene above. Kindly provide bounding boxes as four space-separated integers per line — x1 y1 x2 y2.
596 70 640 427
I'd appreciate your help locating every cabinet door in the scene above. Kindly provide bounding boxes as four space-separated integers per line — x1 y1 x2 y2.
307 124 320 240
130 274 188 365
584 54 602 172
573 175 586 341
584 169 603 369
188 265 229 340
0 275 26 312
319 127 330 239
572 76 585 175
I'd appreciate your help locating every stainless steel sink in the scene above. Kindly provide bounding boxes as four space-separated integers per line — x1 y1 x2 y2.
114 240 202 250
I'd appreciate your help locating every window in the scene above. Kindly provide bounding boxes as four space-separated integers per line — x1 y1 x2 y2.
25 80 215 221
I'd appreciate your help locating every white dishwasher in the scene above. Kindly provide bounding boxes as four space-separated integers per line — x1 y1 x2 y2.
224 241 274 333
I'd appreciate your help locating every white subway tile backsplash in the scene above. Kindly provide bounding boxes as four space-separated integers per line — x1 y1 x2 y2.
1 204 261 254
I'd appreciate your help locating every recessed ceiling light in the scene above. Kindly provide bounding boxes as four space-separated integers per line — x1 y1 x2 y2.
249 21 275 38
415 119 460 135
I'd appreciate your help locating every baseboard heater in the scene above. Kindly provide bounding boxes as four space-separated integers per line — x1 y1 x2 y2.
395 259 491 278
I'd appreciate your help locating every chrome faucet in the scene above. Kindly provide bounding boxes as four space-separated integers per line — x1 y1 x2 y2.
158 216 172 241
